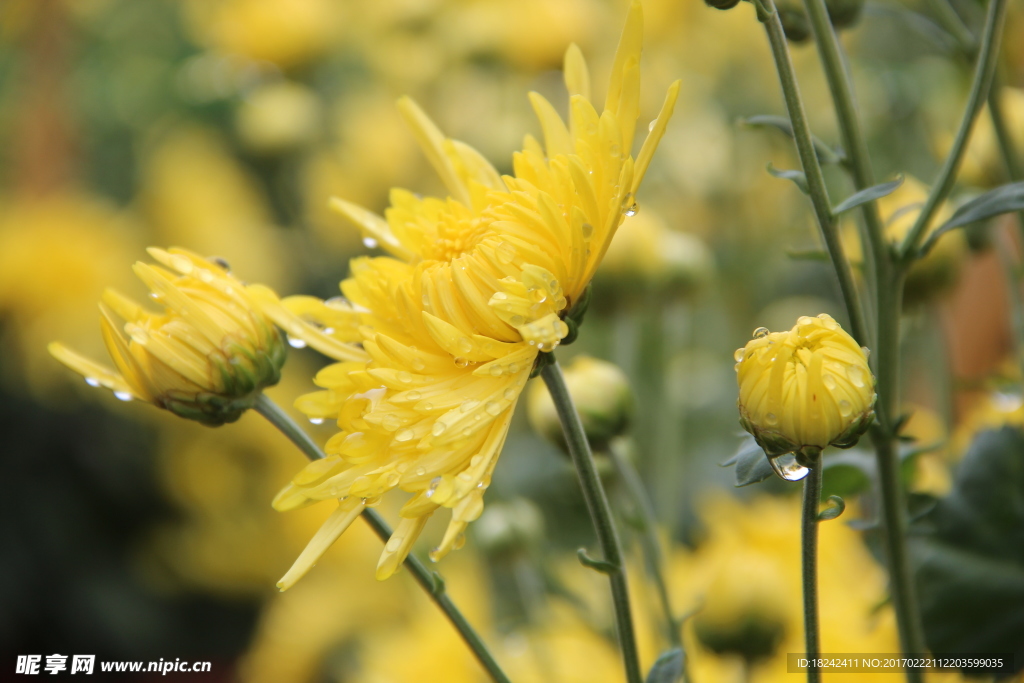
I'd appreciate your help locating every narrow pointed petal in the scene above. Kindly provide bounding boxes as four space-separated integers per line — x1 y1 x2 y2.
276 499 366 591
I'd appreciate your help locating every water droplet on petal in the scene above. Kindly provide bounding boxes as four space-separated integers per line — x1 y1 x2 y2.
496 242 516 264
412 357 426 371
823 374 837 390
398 371 413 383
385 536 403 552
734 348 746 362
415 467 426 477
422 402 433 411
765 412 778 426
838 400 853 416
454 357 470 368
432 422 447 436
847 365 866 388
492 291 508 301
395 429 415 442
288 336 307 349
461 400 479 413
309 417 324 425
490 365 504 377
382 414 401 431
456 338 473 354
510 314 525 327
457 472 473 483
485 401 502 416
386 472 401 487
752 327 769 339
113 391 133 402
425 476 442 498
503 388 516 401
470 455 483 467
508 362 519 373
530 289 547 304
768 453 809 481
85 377 101 388
363 236 379 249
407 390 422 401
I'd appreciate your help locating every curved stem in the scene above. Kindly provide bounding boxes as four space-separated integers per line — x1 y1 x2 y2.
757 0 870 348
540 360 643 683
801 455 822 683
898 0 1010 259
609 438 681 648
253 394 513 683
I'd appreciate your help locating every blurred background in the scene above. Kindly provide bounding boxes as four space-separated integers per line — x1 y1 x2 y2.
2 0 1023 680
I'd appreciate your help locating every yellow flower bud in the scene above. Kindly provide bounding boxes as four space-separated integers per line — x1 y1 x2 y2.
527 356 634 453
49 247 286 426
735 314 876 466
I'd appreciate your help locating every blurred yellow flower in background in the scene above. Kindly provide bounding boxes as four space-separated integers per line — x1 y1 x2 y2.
843 175 967 306
138 126 294 291
253 0 681 589
182 0 344 69
736 314 875 465
49 248 286 426
0 191 140 396
675 494 903 683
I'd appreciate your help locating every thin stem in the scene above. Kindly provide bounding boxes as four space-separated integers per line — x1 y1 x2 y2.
870 430 926 680
801 455 822 683
898 0 1010 259
540 360 643 683
757 0 870 348
800 0 889 310
252 394 513 683
609 438 681 648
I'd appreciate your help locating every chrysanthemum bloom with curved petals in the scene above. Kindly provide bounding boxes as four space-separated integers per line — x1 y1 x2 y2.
735 314 876 462
250 1 680 588
50 248 286 426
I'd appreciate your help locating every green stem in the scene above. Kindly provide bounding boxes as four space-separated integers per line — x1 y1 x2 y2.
252 394 513 683
870 429 926 679
540 360 643 683
796 2 927 668
800 0 889 316
898 0 1010 259
801 455 822 683
609 438 681 648
757 0 870 348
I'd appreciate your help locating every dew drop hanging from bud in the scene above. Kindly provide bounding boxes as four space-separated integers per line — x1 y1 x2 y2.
752 326 769 339
767 453 809 481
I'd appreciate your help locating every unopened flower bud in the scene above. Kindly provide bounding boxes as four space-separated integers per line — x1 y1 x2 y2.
735 314 875 464
527 356 633 453
825 0 864 28
704 0 742 11
778 4 811 42
472 498 545 556
50 247 286 426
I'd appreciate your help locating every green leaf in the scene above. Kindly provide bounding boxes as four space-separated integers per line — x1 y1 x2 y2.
832 176 904 215
645 647 685 683
766 163 809 194
910 426 1024 672
921 182 1024 255
723 435 775 487
741 115 845 165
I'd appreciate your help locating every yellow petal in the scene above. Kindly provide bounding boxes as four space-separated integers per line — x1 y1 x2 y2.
276 498 365 591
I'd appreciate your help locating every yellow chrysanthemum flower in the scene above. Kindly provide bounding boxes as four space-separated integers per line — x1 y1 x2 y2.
49 248 286 426
735 314 876 466
252 1 680 588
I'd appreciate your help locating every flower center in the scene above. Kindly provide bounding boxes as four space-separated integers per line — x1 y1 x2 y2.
421 215 494 263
